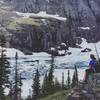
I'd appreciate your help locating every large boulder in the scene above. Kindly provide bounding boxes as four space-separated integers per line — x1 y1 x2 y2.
88 73 100 92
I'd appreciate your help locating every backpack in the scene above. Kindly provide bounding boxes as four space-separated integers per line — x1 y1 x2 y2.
95 61 100 73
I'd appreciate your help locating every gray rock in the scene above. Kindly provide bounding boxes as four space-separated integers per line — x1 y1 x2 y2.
3 0 100 51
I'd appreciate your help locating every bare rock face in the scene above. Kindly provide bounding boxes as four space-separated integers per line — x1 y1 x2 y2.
6 0 65 15
2 0 100 51
6 0 100 18
9 19 71 52
6 0 100 34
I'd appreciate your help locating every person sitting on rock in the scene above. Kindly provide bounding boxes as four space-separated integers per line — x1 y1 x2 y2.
84 54 97 82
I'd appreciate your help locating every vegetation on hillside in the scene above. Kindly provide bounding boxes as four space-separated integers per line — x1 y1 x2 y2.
40 90 70 100
7 18 41 31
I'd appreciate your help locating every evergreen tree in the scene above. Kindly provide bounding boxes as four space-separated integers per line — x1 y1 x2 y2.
19 73 23 100
48 55 54 82
0 35 10 99
41 72 48 97
32 69 40 100
47 55 55 94
26 89 32 100
71 71 76 88
34 55 55 98
71 66 78 88
12 52 22 100
9 81 13 100
62 72 64 89
42 55 55 96
67 70 71 89
0 35 6 47
75 66 78 86
14 52 19 100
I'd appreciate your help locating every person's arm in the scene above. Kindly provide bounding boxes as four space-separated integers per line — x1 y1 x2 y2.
89 60 92 69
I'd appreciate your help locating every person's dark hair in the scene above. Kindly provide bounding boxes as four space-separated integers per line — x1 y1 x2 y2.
90 54 96 60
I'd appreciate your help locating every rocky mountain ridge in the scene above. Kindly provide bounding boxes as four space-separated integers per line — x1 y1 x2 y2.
0 0 100 52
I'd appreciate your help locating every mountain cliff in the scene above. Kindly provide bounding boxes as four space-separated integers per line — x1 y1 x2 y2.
1 0 100 52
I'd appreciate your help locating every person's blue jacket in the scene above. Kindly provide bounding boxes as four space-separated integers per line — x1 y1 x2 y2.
89 59 96 71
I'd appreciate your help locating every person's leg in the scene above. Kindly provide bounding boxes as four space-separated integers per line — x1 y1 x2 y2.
84 69 90 82
84 68 94 82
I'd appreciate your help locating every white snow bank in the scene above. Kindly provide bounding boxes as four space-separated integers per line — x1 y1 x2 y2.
6 48 24 57
80 38 100 58
16 11 67 21
0 47 24 57
79 27 90 30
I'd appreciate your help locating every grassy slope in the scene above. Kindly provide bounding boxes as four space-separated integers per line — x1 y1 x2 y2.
7 18 41 31
0 3 41 32
40 90 70 100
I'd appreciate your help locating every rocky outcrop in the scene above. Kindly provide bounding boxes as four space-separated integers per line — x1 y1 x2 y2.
9 18 73 52
67 73 100 100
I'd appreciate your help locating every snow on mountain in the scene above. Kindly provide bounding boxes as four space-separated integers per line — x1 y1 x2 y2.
3 38 100 98
79 27 90 30
16 11 67 21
